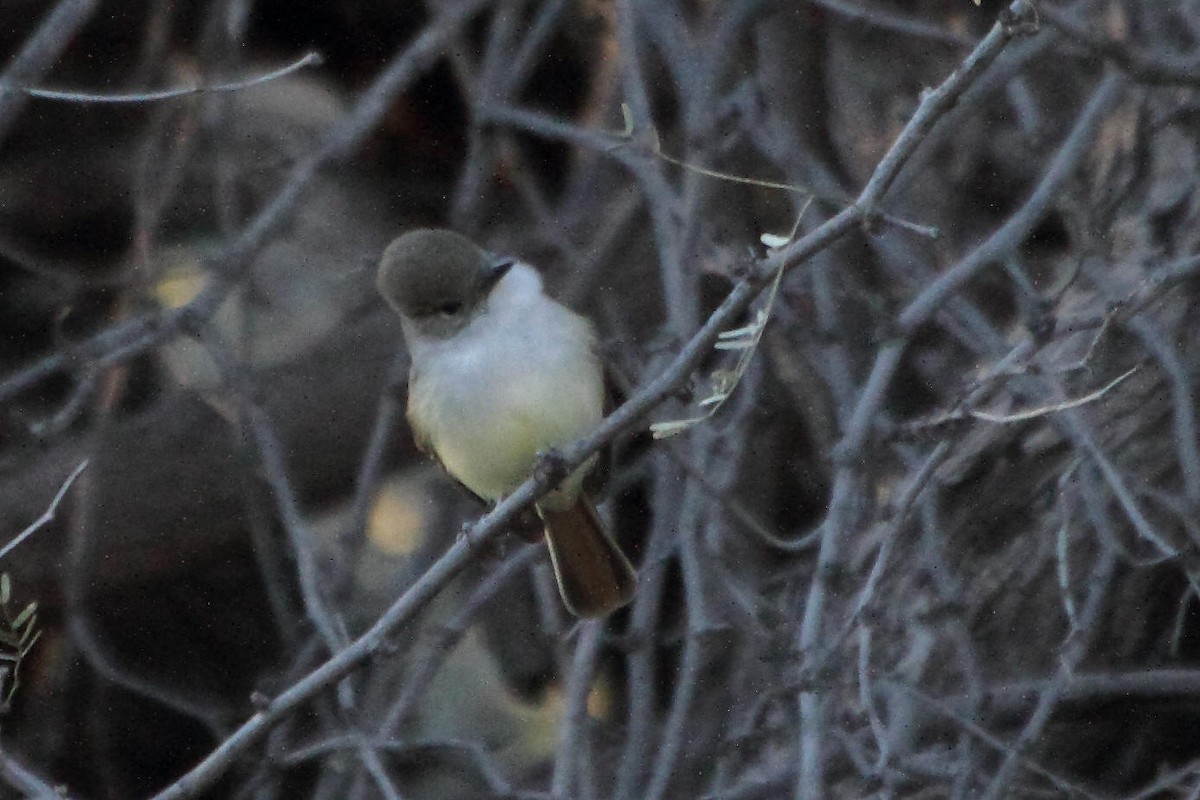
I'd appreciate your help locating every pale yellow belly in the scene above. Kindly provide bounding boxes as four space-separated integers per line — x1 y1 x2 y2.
411 350 603 503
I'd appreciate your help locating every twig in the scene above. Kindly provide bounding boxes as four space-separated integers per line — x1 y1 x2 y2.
986 668 1200 715
658 436 795 552
1062 406 1177 557
645 451 725 799
644 591 707 800
1042 3 1200 85
1054 474 1081 629
289 735 552 800
613 513 671 800
837 68 1123 458
614 0 691 334
443 0 513 228
201 330 347 655
817 442 954 663
202 332 411 796
502 0 572 96
805 0 976 48
0 459 87 561
552 621 603 798
334 349 409 596
650 228 793 439
1126 318 1200 504
6 52 322 104
0 745 67 800
371 546 539 740
890 682 1105 799
650 140 942 238
968 365 1137 423
0 0 493 408
0 0 101 144
978 548 1117 799
1125 757 1200 800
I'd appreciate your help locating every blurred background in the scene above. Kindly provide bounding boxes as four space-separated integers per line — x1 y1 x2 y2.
1 0 1200 797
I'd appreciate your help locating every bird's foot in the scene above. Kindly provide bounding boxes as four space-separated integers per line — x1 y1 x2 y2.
534 447 570 488
456 519 481 549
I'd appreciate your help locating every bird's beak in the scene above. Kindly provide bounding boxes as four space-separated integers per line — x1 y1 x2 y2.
482 253 515 290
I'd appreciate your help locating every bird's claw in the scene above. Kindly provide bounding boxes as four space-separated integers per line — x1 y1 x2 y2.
534 448 569 487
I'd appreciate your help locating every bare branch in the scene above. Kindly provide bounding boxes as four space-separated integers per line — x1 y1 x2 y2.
4 51 322 104
968 365 1138 423
0 460 87 562
0 0 101 144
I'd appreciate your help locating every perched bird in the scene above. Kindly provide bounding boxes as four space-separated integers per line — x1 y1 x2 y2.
377 229 636 617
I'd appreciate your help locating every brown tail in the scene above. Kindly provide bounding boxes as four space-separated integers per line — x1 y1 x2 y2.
539 497 636 618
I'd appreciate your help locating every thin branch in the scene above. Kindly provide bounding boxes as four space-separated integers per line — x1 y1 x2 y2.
5 51 322 104
372 546 539 741
850 1 1038 214
551 621 603 798
986 669 1200 716
978 548 1117 799
837 67 1123 459
890 682 1106 799
0 459 87 562
200 329 348 657
650 230 792 439
291 735 552 800
1126 318 1200 504
805 0 977 48
645 451 726 799
0 0 493 408
1063 406 1178 557
0 0 101 144
1126 757 1200 800
1042 3 1200 85
968 365 1138 423
0 745 68 800
334 349 410 596
613 510 672 800
817 442 953 663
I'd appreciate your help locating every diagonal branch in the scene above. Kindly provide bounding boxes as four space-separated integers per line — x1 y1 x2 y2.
0 460 87 562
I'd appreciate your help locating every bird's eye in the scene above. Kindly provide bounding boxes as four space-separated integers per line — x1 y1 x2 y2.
436 301 462 316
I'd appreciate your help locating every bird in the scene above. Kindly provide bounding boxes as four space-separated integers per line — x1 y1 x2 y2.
376 228 636 617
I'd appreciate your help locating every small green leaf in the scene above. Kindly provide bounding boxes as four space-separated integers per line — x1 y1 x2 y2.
718 323 760 340
18 620 40 649
650 418 701 438
620 103 634 138
13 602 36 630
20 628 41 655
0 573 10 605
698 393 730 408
759 233 790 249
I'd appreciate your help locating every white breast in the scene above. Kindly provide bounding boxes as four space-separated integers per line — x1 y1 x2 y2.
407 264 604 503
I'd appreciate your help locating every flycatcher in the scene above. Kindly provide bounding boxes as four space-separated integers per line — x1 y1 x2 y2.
377 228 637 617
